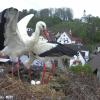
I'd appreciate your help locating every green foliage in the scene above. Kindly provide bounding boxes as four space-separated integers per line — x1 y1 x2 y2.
69 64 93 75
94 31 100 42
27 16 62 30
84 44 95 53
39 9 50 17
42 16 62 27
49 21 88 38
19 8 100 44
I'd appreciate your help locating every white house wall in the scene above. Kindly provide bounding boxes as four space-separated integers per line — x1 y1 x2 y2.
78 52 86 66
69 52 86 67
97 47 100 52
69 55 78 67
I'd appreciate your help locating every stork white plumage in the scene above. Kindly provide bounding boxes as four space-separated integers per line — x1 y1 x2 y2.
17 15 47 47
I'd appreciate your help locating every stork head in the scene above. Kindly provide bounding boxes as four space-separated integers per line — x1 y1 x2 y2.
36 21 51 41
36 21 47 31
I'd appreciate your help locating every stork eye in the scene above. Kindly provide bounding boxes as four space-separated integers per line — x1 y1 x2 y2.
42 25 44 28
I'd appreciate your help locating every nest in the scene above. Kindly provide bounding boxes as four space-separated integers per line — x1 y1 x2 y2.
0 74 64 100
0 65 100 100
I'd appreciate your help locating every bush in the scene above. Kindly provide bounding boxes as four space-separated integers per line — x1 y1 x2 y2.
69 64 92 75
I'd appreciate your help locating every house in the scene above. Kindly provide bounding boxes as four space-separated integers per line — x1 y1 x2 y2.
57 32 72 44
64 44 89 67
57 31 82 45
56 30 89 66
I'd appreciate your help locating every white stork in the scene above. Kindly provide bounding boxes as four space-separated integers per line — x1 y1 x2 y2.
16 14 78 83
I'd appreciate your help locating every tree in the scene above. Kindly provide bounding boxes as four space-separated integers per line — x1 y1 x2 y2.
28 9 37 16
39 9 50 17
66 8 73 21
18 9 28 20
54 8 73 21
49 8 55 17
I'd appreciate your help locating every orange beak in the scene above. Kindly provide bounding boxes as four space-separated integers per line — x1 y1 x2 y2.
42 30 51 41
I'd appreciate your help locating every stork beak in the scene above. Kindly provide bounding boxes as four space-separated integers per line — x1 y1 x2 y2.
42 30 51 41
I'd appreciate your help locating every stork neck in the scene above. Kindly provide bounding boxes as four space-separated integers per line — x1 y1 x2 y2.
33 27 41 42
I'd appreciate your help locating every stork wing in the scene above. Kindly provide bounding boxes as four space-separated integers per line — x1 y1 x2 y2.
17 14 34 44
32 38 78 57
4 8 22 46
32 39 58 55
39 43 78 57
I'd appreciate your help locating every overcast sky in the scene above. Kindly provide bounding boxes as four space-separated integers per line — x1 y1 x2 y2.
0 0 99 18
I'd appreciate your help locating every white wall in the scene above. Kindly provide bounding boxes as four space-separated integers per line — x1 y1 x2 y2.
69 55 78 67
69 52 86 67
78 52 86 66
97 47 100 52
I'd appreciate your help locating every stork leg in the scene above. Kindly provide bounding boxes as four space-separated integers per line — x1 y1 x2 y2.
46 60 56 84
28 68 32 81
41 63 46 84
51 60 56 74
11 62 14 78
15 61 21 80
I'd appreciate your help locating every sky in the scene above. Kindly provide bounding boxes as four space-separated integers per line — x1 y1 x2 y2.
0 0 99 18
